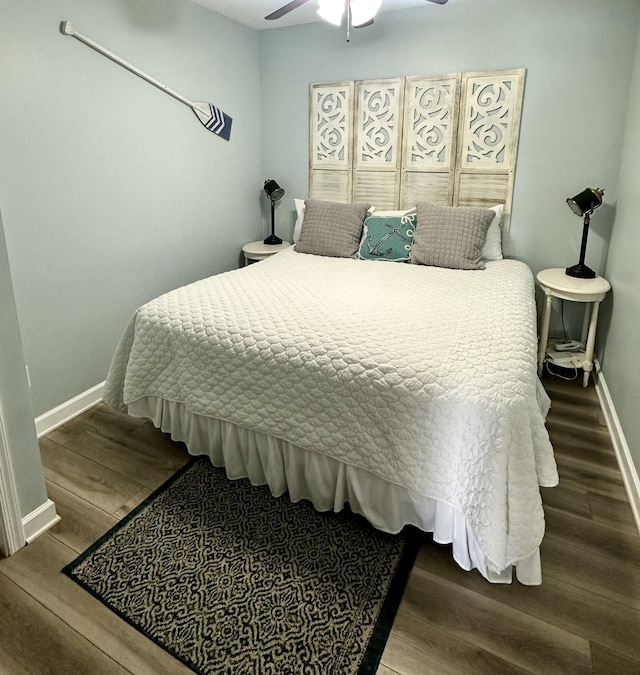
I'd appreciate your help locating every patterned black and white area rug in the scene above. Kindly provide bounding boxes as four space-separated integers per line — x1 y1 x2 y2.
63 456 419 674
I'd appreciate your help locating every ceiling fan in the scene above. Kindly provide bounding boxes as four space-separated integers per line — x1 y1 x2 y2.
266 0 448 41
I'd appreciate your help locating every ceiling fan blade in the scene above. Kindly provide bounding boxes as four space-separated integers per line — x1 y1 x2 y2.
265 0 312 20
425 0 449 4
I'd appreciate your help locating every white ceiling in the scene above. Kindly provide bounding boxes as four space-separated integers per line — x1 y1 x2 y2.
189 0 442 30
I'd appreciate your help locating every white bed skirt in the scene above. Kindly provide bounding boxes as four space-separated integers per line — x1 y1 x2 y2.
128 396 543 585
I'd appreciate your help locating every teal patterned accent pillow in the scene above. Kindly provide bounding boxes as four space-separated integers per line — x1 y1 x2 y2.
357 214 416 262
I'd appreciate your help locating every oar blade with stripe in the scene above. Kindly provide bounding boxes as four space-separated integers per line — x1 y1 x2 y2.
192 102 232 141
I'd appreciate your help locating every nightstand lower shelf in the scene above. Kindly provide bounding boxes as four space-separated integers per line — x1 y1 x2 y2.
544 342 587 370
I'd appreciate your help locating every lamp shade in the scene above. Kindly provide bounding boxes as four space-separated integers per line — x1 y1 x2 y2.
264 179 285 202
566 187 604 217
317 0 382 27
351 0 382 26
317 0 344 26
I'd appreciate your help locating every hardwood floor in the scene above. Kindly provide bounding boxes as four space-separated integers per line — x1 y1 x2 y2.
1 375 639 674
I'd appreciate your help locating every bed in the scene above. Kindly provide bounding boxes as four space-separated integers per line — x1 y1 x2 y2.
103 200 558 586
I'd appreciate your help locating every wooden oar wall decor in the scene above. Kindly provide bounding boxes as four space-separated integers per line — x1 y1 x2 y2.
60 21 232 141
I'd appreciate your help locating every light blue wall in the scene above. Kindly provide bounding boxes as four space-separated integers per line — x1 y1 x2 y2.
601 26 640 478
0 0 263 416
259 0 638 278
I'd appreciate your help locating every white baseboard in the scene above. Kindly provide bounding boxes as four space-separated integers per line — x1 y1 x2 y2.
594 363 640 535
24 383 104 549
35 381 105 438
23 498 60 544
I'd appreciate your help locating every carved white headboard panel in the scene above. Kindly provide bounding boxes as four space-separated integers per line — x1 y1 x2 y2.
310 69 525 248
401 74 460 209
353 78 404 209
309 81 354 202
454 70 525 248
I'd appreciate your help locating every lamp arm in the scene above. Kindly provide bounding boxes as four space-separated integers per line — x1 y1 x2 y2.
271 200 276 236
578 212 591 266
263 198 283 246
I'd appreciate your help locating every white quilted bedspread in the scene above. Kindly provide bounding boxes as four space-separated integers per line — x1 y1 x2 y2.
104 248 558 573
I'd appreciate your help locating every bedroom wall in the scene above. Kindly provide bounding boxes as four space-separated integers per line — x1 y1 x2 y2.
258 0 638 279
599 26 640 492
0 0 263 416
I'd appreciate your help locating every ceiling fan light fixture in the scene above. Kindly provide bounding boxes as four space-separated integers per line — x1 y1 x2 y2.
350 0 382 26
317 0 345 26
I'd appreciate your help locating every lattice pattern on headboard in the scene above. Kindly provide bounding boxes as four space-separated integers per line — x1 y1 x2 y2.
401 74 461 210
353 78 404 209
309 69 525 250
309 81 354 202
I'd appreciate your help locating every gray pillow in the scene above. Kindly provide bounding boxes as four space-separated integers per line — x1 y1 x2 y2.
412 202 495 270
295 199 370 258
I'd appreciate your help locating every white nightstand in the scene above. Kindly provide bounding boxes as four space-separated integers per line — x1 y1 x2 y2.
242 240 291 266
536 268 611 387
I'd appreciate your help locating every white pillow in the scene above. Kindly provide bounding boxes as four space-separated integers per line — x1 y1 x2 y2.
371 207 416 217
293 198 306 243
482 204 504 260
293 199 375 243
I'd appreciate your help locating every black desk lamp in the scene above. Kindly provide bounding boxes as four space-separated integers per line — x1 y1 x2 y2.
565 187 604 279
263 179 284 245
